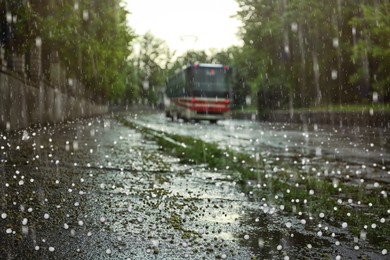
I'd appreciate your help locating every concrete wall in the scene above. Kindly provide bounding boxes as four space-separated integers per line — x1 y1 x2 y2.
0 71 108 131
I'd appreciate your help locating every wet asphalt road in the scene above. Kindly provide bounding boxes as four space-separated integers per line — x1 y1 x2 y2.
0 113 389 259
134 113 390 183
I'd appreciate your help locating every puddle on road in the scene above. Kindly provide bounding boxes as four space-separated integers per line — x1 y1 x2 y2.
0 115 388 259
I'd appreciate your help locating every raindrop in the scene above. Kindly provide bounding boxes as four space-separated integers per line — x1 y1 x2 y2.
331 70 338 80
35 37 42 47
258 238 264 248
369 108 374 116
73 141 79 150
360 231 367 240
83 10 89 21
291 22 298 32
6 12 11 23
373 92 378 102
151 239 159 247
333 38 339 48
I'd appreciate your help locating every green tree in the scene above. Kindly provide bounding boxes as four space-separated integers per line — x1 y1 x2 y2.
136 32 172 105
351 2 390 102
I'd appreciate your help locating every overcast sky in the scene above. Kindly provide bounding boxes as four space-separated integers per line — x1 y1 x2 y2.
123 0 242 55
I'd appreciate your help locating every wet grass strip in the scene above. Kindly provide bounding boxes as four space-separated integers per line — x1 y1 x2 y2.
119 117 390 250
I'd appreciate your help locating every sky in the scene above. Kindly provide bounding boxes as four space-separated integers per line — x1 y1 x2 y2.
123 0 243 56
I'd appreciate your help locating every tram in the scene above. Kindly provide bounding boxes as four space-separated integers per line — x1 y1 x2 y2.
165 63 232 123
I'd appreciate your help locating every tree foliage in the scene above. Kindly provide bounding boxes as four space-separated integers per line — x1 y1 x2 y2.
232 0 390 109
1 0 137 101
